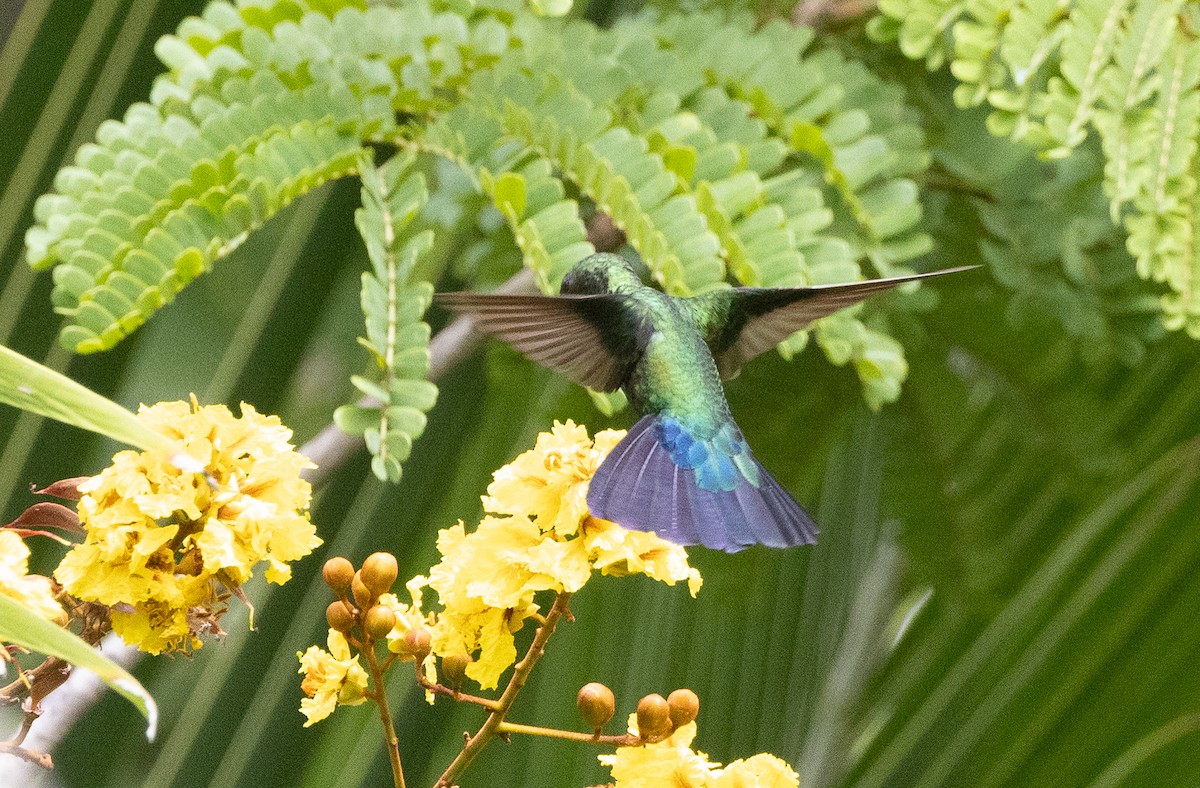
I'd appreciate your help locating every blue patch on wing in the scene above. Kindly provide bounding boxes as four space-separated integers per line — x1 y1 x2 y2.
654 417 759 493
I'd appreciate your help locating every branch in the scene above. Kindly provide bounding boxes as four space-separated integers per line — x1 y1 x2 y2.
792 0 877 28
0 741 53 770
435 592 573 788
0 635 135 782
300 207 629 484
495 720 637 747
416 677 503 712
363 642 406 788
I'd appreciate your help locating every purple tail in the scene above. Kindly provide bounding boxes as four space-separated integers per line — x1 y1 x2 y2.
587 416 818 552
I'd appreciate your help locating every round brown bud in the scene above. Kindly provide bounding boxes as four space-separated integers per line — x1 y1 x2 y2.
404 627 432 660
322 557 355 594
364 604 397 640
667 688 700 729
577 682 616 731
361 552 399 596
442 652 472 688
326 600 355 633
636 693 672 741
351 571 374 609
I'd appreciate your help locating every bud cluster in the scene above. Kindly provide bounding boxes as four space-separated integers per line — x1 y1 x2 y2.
321 553 399 643
576 682 700 742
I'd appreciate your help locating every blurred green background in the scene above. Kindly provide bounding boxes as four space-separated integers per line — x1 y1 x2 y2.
2 1 1200 786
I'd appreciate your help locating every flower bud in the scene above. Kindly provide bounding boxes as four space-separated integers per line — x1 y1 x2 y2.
577 682 616 731
361 552 398 596
404 627 432 660
322 557 355 594
364 604 397 640
442 652 472 689
326 600 355 633
351 570 374 608
667 688 700 729
636 693 671 741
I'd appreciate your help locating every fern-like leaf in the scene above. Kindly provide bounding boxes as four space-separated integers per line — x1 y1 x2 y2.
27 0 524 352
875 0 1200 337
333 152 437 483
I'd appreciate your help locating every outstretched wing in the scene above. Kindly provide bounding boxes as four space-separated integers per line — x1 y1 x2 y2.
696 266 977 378
433 292 638 392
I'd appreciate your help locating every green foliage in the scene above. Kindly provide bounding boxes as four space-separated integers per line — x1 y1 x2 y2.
847 284 1200 787
6 1 1200 787
872 0 1200 337
333 152 438 483
25 0 522 353
0 345 174 453
26 0 943 426
0 596 157 736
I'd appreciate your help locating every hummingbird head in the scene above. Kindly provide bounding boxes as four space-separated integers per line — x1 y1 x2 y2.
560 253 641 295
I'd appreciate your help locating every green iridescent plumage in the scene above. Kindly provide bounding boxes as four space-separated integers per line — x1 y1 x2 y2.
436 253 974 551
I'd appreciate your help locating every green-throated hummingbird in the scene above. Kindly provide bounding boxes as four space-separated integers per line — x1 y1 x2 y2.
436 253 974 552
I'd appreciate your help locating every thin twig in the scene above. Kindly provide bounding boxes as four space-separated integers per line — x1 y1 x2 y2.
495 720 637 747
434 592 573 788
0 741 53 769
363 643 406 788
0 635 135 783
416 677 502 712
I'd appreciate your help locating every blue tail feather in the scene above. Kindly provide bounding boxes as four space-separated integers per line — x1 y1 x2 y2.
587 415 818 552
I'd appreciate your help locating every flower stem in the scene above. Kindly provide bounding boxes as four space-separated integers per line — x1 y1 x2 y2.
364 643 406 788
435 592 572 788
416 677 502 711
495 720 637 746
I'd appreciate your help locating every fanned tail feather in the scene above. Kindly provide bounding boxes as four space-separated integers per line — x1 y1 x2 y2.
587 416 818 552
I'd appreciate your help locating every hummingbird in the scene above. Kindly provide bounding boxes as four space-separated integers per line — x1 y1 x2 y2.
436 253 974 552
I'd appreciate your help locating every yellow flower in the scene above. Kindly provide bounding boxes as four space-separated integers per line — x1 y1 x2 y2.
711 754 800 787
54 398 321 654
380 577 435 660
482 421 601 535
480 422 699 594
599 714 799 788
297 628 369 726
579 516 702 596
418 421 701 690
380 577 440 699
0 531 66 626
599 715 717 788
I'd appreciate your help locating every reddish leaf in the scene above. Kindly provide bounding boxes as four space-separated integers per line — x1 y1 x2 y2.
32 477 91 501
5 502 83 534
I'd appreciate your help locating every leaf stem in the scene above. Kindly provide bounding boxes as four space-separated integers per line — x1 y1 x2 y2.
363 642 406 788
434 592 572 787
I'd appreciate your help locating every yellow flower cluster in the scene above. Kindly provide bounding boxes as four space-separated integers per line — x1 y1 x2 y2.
294 421 704 725
55 399 321 654
600 714 799 788
421 421 702 689
380 577 440 698
297 628 369 726
0 531 66 626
